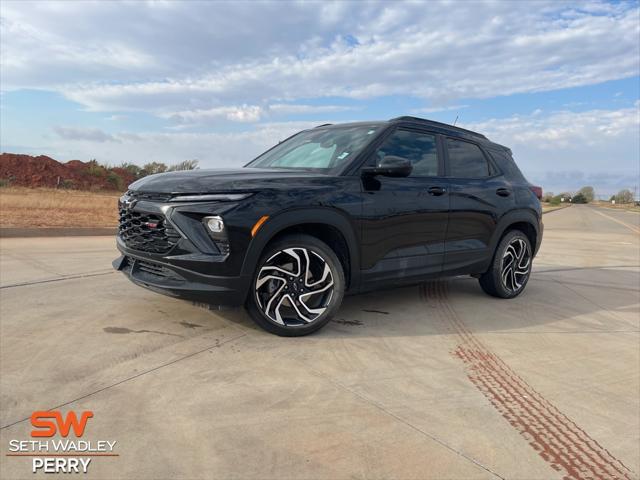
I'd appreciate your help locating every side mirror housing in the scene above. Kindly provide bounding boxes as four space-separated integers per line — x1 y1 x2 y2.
361 156 413 178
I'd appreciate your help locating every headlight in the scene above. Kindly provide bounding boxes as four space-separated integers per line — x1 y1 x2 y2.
204 216 225 233
170 193 252 202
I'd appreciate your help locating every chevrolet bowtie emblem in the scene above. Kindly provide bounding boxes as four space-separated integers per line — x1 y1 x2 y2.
120 195 137 209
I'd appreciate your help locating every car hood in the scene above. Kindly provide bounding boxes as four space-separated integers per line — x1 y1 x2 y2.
129 168 329 194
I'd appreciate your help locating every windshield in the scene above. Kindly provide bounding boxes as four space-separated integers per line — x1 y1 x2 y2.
246 125 380 173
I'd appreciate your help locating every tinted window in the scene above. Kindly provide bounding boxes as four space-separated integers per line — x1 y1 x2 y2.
488 149 526 181
447 139 489 178
375 130 439 177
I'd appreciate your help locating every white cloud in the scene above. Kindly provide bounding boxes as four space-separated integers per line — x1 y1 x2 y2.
463 105 640 196
464 106 640 151
45 121 323 168
163 103 356 124
163 105 264 124
0 1 352 87
53 126 118 143
268 104 356 115
2 1 638 114
412 105 469 114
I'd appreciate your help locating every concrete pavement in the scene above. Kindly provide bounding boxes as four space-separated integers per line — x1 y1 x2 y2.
1 205 638 479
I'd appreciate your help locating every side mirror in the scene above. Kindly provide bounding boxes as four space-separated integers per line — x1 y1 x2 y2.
362 156 412 178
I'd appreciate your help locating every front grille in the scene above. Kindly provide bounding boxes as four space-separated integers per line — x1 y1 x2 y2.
126 190 173 202
118 208 180 254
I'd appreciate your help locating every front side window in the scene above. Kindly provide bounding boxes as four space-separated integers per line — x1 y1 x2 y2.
446 138 490 178
374 129 439 177
246 125 380 173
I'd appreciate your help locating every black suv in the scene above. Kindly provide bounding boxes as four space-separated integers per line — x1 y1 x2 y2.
114 116 543 336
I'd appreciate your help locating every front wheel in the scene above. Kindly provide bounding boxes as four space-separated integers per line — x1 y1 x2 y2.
245 234 345 336
479 230 532 298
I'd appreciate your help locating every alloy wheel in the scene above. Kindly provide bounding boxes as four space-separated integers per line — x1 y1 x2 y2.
255 247 334 326
500 238 531 293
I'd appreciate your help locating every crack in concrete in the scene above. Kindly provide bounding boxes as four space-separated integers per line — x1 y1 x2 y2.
0 271 115 289
0 332 247 430
305 365 506 480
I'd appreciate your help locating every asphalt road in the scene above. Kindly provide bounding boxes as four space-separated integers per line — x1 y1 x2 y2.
1 205 638 479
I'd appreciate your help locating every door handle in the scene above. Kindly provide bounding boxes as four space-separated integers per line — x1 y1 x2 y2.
427 186 446 196
496 187 511 197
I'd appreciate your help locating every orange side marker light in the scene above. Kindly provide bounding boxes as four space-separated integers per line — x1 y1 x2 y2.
251 215 269 237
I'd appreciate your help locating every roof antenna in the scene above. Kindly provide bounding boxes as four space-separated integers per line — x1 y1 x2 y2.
453 114 459 126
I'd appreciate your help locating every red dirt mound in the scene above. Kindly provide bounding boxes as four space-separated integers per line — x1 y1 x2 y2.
0 153 136 191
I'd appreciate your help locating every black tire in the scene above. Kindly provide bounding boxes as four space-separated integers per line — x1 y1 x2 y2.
245 234 345 336
479 229 532 299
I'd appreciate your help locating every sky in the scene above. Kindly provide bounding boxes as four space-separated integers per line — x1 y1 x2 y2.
1 0 639 198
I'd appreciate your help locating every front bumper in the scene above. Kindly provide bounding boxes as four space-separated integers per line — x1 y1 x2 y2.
114 193 254 306
113 242 250 306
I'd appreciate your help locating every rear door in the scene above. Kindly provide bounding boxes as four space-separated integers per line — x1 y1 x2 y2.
359 127 450 286
444 137 515 274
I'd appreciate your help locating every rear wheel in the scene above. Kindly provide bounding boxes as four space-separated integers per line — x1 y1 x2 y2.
246 234 345 336
479 230 532 298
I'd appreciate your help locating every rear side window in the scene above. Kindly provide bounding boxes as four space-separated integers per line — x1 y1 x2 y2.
488 149 526 182
374 129 439 177
446 138 489 178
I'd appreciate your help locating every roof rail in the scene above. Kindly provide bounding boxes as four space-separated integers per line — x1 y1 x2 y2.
314 123 333 128
390 116 486 139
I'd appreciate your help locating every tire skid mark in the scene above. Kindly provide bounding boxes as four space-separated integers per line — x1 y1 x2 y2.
420 281 635 480
435 282 634 480
435 286 620 478
426 283 630 479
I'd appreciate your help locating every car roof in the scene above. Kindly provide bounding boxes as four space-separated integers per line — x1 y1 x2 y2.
313 117 508 151
389 116 486 139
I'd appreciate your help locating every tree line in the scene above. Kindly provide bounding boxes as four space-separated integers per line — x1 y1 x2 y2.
78 159 199 190
541 186 636 205
117 159 200 179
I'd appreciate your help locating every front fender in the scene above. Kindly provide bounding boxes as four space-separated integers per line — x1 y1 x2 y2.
239 207 361 288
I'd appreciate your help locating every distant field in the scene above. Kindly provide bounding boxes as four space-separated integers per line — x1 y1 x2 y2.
593 200 640 213
0 187 120 228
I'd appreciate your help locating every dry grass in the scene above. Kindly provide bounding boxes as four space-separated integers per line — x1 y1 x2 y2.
592 200 640 213
0 187 121 228
541 202 570 213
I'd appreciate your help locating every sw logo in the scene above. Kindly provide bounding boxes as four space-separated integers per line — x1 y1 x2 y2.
29 410 95 474
8 410 117 474
31 410 93 438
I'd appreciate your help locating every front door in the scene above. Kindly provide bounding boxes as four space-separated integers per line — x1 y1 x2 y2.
359 128 450 287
